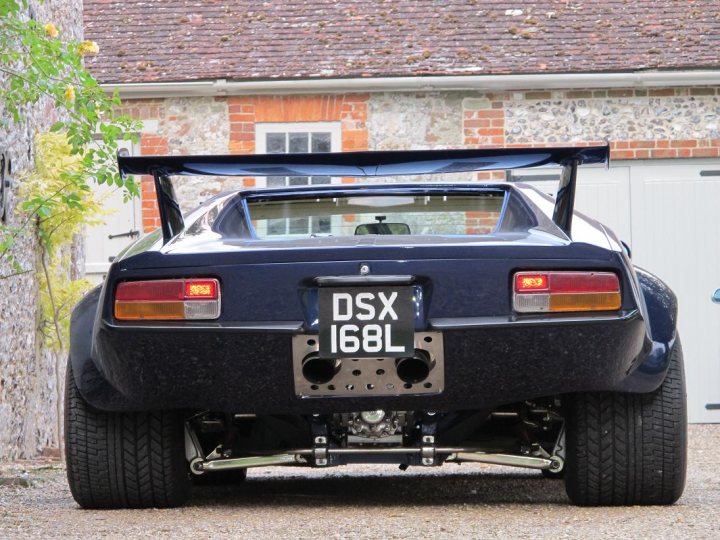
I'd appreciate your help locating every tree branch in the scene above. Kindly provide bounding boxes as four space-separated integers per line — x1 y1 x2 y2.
40 247 66 461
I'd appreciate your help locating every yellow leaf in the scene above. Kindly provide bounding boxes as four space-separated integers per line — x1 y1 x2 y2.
64 85 75 102
43 23 59 38
78 40 100 56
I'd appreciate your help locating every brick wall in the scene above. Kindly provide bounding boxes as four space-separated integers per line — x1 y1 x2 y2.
464 211 502 235
138 133 168 231
125 86 720 231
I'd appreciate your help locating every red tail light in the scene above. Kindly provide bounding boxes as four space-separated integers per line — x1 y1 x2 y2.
513 271 621 313
115 278 221 320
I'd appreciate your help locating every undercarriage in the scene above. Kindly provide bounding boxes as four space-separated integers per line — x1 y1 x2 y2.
185 401 566 476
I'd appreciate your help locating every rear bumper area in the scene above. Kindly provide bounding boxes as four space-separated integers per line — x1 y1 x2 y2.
87 311 649 413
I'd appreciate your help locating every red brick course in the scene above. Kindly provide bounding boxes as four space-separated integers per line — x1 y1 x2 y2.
465 212 501 235
138 132 168 231
464 107 505 147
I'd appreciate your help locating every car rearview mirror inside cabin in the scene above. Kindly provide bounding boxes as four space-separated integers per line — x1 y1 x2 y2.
355 222 411 235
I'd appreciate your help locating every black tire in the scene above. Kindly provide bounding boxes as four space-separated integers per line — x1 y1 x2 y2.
564 338 687 506
65 360 192 509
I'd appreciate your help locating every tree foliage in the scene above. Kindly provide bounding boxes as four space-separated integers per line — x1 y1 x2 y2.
0 0 141 277
23 133 105 347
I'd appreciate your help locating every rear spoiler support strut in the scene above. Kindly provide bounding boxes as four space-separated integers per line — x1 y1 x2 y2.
552 159 579 236
153 172 184 244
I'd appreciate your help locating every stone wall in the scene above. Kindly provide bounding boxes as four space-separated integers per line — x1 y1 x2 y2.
0 0 84 460
127 85 720 226
501 89 720 156
368 92 466 150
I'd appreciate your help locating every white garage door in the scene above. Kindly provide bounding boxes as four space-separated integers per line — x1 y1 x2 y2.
514 159 720 423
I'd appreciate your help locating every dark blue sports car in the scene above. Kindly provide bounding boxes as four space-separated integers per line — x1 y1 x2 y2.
66 145 686 508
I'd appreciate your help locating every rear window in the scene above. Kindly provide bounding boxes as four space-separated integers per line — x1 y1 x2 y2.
246 192 505 240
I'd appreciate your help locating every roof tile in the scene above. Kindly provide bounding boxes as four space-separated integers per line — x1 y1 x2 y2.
83 0 720 84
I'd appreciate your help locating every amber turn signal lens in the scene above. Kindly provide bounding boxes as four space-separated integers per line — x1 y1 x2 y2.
114 301 186 320
548 292 621 312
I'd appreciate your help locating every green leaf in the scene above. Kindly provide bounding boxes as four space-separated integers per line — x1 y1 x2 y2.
0 1 23 17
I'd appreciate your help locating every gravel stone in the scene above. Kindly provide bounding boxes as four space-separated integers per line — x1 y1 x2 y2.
0 425 718 539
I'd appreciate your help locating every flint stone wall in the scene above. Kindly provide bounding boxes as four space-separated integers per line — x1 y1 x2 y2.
504 91 720 143
0 0 83 461
158 97 233 213
368 92 465 149
130 86 720 219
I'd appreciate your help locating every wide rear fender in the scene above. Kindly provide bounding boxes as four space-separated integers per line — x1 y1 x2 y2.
618 267 678 392
69 285 136 410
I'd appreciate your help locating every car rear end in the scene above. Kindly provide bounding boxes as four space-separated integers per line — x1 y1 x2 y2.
66 147 685 509
93 185 649 415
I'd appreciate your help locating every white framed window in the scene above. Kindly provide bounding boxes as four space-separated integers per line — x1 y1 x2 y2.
255 122 341 237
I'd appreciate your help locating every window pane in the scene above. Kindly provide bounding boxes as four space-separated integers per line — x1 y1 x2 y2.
312 216 332 234
266 133 286 154
289 176 309 186
289 132 309 153
267 218 286 235
311 176 331 185
288 217 307 235
311 132 332 153
267 176 286 187
247 193 506 239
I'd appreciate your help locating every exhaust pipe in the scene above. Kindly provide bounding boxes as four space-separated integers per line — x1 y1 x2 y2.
302 355 341 385
396 350 434 384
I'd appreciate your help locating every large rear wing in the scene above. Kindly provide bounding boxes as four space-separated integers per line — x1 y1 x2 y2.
117 145 609 244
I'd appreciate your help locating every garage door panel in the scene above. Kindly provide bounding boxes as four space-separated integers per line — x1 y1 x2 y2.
575 167 632 246
630 164 720 423
514 166 631 244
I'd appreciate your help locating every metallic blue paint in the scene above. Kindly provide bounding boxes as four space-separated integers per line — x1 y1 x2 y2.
616 268 678 392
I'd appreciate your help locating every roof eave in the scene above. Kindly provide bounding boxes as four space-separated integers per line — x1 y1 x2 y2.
100 70 720 99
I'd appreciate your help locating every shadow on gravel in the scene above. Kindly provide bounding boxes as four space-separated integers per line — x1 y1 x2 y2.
190 471 569 507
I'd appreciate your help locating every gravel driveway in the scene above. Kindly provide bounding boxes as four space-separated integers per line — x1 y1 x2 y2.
1 425 718 539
